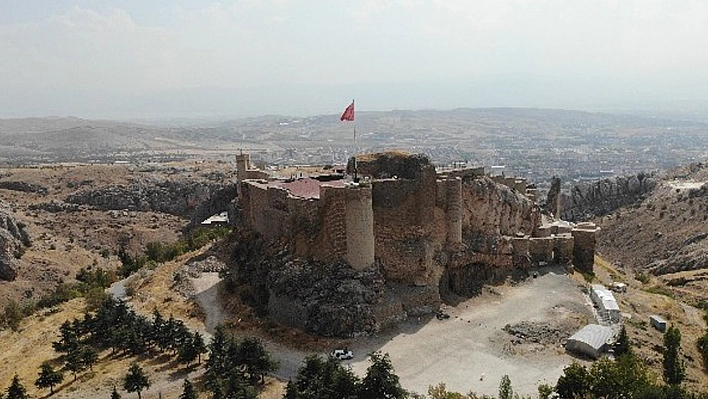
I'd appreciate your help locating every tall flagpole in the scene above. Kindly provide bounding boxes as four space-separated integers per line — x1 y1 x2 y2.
353 99 358 182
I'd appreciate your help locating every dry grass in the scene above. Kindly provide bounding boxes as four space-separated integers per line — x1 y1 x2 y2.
592 255 708 391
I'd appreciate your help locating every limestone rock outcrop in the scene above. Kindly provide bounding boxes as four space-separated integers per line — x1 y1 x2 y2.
0 200 31 281
66 179 235 221
559 173 657 222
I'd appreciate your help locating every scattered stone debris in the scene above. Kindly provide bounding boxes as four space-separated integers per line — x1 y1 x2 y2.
503 321 569 345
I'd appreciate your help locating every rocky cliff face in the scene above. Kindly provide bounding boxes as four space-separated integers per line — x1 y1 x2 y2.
0 200 31 281
597 163 708 278
225 231 388 337
66 179 235 221
559 173 657 222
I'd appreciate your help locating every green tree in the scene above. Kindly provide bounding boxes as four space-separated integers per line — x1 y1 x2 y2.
698 332 708 371
556 363 592 399
224 373 257 399
1 300 24 331
191 332 207 364
590 355 652 399
359 352 406 399
123 363 150 399
35 361 64 394
64 344 88 381
498 375 513 399
179 379 197 399
6 375 28 399
111 386 122 399
81 346 99 370
663 325 686 385
614 325 632 357
427 383 468 399
235 336 278 383
285 355 359 399
537 383 554 399
205 325 233 394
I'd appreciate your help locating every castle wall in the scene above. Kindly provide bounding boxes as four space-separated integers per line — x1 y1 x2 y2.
286 195 320 258
436 177 462 246
371 176 442 285
572 223 600 273
345 185 375 270
240 182 289 241
554 234 574 264
318 185 348 262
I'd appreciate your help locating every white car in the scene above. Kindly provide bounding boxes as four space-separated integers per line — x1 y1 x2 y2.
331 349 354 360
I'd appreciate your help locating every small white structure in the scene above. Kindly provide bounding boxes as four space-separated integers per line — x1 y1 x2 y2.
650 315 667 333
201 211 229 226
566 324 615 359
611 282 627 293
590 284 621 324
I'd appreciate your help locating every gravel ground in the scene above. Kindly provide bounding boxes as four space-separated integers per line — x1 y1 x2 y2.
187 267 592 397
345 268 592 396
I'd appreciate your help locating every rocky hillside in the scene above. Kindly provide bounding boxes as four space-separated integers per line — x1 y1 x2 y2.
0 200 31 281
557 173 658 222
0 161 236 309
66 179 237 222
593 162 708 303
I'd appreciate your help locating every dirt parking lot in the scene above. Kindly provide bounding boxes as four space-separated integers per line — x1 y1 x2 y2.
347 268 593 396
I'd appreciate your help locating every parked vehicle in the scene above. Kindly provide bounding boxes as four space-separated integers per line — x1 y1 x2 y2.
436 310 450 320
331 349 354 360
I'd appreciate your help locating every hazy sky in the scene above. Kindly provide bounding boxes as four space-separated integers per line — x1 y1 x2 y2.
2 0 708 119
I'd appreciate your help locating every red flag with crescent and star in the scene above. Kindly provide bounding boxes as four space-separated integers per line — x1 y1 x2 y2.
340 101 354 121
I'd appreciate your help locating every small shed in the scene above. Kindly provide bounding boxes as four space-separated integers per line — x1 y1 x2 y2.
566 324 615 359
650 315 667 333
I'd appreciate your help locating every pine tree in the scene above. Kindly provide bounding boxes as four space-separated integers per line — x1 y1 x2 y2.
236 336 278 383
663 325 686 385
6 375 28 399
65 344 88 381
111 386 122 399
177 335 199 366
359 352 406 399
123 363 150 399
556 363 592 399
498 375 513 399
179 379 197 399
191 332 207 364
35 361 64 394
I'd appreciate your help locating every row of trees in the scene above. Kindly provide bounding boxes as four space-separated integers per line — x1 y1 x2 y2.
50 298 207 383
285 351 406 399
27 297 275 398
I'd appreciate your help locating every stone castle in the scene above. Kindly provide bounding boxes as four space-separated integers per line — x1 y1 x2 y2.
229 151 599 336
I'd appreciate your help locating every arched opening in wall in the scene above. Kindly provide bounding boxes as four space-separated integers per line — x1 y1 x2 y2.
551 250 557 264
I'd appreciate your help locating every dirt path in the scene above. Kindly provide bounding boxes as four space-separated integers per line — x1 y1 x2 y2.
189 272 226 333
188 272 309 382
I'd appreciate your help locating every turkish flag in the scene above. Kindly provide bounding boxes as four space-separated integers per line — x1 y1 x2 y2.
340 101 354 121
